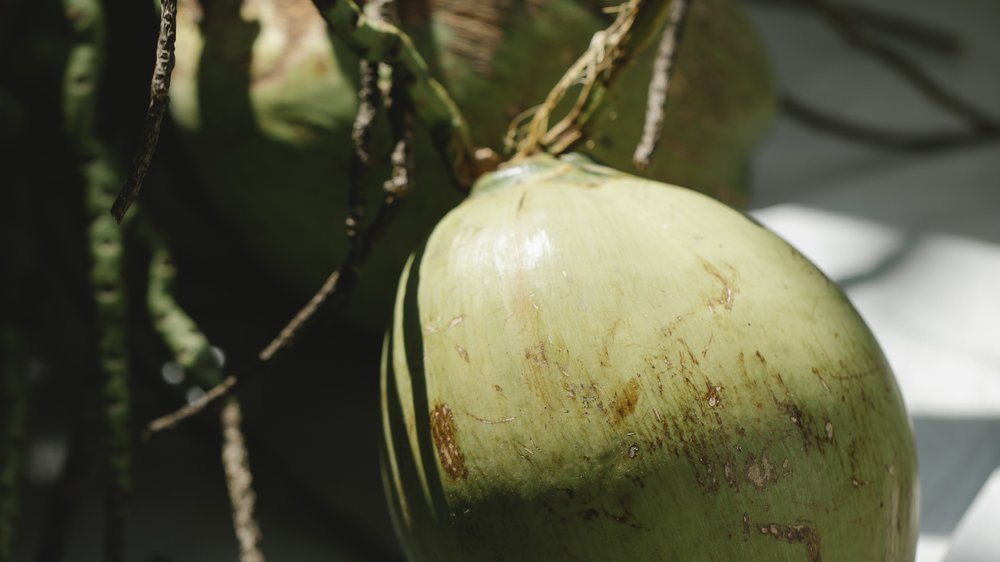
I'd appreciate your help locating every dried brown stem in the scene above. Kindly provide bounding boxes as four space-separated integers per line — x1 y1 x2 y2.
111 0 177 223
144 68 417 437
508 0 674 159
347 60 380 242
310 0 486 188
143 375 236 437
221 400 264 562
632 0 692 170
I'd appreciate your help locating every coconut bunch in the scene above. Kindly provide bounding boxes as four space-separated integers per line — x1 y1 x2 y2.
159 2 916 560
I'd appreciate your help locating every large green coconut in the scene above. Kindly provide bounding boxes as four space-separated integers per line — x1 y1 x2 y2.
381 154 918 561
168 0 775 327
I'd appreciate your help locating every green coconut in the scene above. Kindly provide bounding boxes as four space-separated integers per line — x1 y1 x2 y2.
381 154 918 561
168 0 775 327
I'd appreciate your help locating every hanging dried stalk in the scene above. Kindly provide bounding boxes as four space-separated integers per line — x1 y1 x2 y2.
507 0 675 159
111 0 177 223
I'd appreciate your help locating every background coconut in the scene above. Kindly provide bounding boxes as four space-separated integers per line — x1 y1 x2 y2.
165 0 776 330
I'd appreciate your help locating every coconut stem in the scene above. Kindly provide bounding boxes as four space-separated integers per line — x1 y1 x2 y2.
309 0 492 189
632 0 692 170
63 0 134 558
145 227 226 389
111 0 177 223
508 0 675 159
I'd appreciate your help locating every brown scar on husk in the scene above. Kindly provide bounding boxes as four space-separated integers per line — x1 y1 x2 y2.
524 341 549 365
466 411 516 425
430 404 468 480
745 453 775 490
755 519 823 562
610 376 641 424
705 382 723 408
701 259 738 311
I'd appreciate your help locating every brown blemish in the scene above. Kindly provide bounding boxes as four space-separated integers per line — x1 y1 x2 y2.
447 315 465 329
725 463 739 490
662 313 694 337
774 399 832 451
702 334 715 359
467 412 516 425
746 454 774 490
598 345 611 367
847 437 870 489
705 382 723 408
783 402 803 427
677 338 701 367
702 259 738 311
610 377 641 424
827 360 880 381
602 501 644 529
698 456 721 492
525 341 548 366
430 404 468 480
754 350 767 364
755 521 822 562
812 367 832 392
455 344 470 363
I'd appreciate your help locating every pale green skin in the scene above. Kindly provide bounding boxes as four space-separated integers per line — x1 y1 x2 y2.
381 155 918 561
167 0 774 327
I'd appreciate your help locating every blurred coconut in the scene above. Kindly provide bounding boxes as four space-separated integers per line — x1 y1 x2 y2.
167 0 776 330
